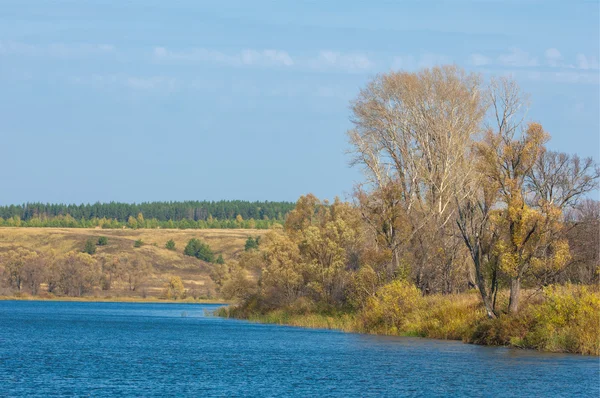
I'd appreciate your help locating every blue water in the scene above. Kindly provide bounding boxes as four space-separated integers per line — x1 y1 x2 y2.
0 301 598 397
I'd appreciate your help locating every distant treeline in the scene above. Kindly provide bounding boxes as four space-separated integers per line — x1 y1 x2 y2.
0 200 295 229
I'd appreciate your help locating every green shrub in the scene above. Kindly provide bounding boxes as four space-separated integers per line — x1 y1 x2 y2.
83 239 96 254
133 239 144 248
244 236 260 251
184 238 214 262
165 239 176 251
97 236 108 246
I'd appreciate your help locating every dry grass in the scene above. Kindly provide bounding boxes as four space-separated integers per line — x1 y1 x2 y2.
223 284 599 355
0 227 266 298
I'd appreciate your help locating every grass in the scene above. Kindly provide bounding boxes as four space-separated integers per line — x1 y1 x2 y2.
0 227 267 299
220 284 600 355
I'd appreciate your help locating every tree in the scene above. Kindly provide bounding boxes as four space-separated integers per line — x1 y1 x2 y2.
165 239 176 250
184 238 214 262
83 239 97 255
48 251 100 296
221 266 257 301
2 248 39 292
162 276 185 299
477 117 564 314
348 65 485 284
128 216 138 229
216 254 225 264
564 200 600 284
136 212 145 228
98 254 121 291
244 236 260 251
133 239 144 248
260 228 305 306
97 236 108 246
120 255 152 291
527 151 599 210
22 252 49 295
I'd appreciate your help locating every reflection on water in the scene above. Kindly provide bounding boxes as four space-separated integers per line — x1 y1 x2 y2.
0 301 597 397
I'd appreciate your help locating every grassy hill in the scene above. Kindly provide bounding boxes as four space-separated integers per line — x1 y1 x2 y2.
0 227 267 300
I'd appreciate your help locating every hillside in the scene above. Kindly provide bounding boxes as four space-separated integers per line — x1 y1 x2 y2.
0 227 267 299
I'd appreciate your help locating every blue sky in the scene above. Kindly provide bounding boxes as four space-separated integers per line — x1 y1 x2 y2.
1 0 598 205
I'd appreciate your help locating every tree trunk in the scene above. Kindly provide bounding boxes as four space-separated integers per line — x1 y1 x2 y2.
508 277 521 314
471 239 496 318
391 247 402 280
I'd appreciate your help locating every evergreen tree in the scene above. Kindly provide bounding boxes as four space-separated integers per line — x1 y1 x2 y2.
83 239 96 255
97 236 108 246
184 238 215 263
165 239 176 250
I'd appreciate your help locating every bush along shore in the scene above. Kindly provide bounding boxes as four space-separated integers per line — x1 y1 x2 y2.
217 284 599 355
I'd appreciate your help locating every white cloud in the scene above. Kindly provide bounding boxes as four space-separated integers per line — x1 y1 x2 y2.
498 47 538 67
153 46 294 67
71 74 178 91
418 53 451 68
309 51 374 72
469 53 492 67
544 48 563 67
0 41 115 57
391 53 450 71
126 76 177 91
392 55 416 70
155 46 376 73
241 49 293 66
550 71 598 84
576 54 599 70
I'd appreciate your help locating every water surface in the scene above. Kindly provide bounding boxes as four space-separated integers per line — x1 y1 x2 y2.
0 301 597 397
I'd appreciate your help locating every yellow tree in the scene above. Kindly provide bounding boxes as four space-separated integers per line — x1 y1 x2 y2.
163 276 185 299
2 248 39 291
298 199 362 304
127 216 138 229
476 121 569 313
259 227 304 306
136 212 145 228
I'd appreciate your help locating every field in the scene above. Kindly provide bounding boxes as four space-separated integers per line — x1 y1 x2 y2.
0 227 267 299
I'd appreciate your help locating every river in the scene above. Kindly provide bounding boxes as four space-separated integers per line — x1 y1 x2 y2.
0 301 597 397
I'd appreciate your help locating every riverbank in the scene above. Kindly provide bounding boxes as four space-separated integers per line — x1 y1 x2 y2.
0 294 229 305
217 284 600 356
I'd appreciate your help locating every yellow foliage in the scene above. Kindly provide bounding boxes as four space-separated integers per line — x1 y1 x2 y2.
360 280 424 334
162 276 185 300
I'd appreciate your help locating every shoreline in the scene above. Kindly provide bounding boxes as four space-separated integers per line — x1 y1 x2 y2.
216 305 600 356
0 295 230 305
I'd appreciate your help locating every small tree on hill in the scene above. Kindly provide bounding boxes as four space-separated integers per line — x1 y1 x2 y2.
216 254 225 264
83 239 96 255
97 236 108 246
165 239 176 250
184 238 215 263
244 236 260 251
133 239 144 248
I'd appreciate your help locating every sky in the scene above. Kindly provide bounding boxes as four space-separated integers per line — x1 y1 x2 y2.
1 0 598 205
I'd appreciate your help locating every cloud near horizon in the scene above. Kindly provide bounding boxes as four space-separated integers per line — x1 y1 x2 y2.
0 41 115 58
153 46 374 73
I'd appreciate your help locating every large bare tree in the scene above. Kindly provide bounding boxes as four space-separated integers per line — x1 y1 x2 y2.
348 65 486 283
